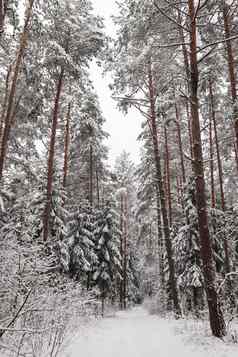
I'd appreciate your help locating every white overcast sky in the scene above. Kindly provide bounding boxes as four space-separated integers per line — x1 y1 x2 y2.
90 0 143 166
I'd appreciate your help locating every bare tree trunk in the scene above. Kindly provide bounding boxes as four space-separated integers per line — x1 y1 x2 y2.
222 1 238 162
178 5 193 159
62 103 71 188
0 0 4 34
209 81 225 212
209 80 234 304
164 125 172 226
123 191 128 310
148 63 181 317
188 0 226 337
174 103 186 184
43 67 64 242
0 65 11 145
234 141 238 173
119 193 124 309
89 144 93 207
209 104 216 209
0 0 34 180
96 164 100 207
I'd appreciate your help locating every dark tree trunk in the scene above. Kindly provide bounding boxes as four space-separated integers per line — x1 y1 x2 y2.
0 0 4 34
174 102 186 184
208 97 216 209
123 191 128 310
154 162 164 292
222 1 238 164
209 80 234 303
119 193 124 309
62 103 71 188
234 142 238 174
43 67 64 242
188 0 226 338
95 164 100 207
164 125 172 226
89 144 93 207
0 0 34 180
148 63 181 317
178 5 193 159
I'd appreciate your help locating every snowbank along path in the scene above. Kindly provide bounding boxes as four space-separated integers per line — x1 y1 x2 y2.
65 307 237 357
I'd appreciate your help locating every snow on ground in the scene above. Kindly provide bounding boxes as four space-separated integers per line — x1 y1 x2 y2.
64 307 237 357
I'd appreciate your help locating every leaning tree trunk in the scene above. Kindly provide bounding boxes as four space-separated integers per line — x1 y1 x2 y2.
0 0 34 180
188 0 226 337
148 63 181 317
222 1 238 162
43 67 64 242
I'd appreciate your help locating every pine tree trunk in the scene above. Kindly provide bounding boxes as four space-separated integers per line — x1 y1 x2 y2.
119 193 124 309
0 0 4 34
234 142 238 173
222 1 238 163
0 0 34 180
188 0 226 337
209 80 234 303
123 191 128 310
89 144 93 207
209 100 216 209
174 103 186 184
62 103 71 188
153 160 164 294
164 125 172 226
0 65 11 146
96 165 100 207
148 63 181 317
209 81 225 211
178 5 193 159
43 67 64 242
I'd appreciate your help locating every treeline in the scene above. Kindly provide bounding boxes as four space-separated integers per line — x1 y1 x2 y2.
109 0 238 338
0 1 140 356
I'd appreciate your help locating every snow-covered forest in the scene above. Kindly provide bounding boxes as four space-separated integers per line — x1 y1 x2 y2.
0 0 238 356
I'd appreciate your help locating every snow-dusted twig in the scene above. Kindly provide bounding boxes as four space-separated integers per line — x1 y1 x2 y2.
217 271 238 294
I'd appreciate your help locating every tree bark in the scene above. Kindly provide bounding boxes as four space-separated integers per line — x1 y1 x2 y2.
0 65 11 146
43 67 64 242
0 0 4 34
123 191 128 310
119 193 124 309
62 103 71 188
164 125 172 226
209 99 216 209
148 63 181 317
188 0 226 337
222 1 238 163
0 0 34 180
174 102 186 184
234 141 238 174
89 144 93 207
96 164 100 207
209 80 234 303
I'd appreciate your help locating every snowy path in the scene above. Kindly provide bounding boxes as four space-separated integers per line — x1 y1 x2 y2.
66 307 236 357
